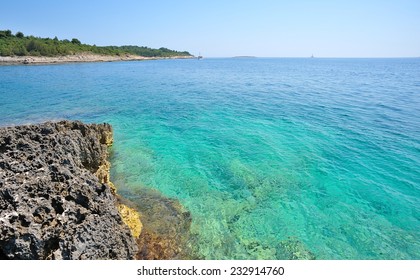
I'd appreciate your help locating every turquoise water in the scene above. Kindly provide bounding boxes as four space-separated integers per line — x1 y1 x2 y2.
1 58 419 259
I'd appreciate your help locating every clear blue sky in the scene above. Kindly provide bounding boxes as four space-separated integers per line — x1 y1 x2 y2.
1 0 419 57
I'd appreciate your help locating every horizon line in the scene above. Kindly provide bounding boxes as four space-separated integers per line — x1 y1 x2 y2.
199 56 420 59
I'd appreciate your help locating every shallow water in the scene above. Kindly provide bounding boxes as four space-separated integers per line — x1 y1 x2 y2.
1 58 419 259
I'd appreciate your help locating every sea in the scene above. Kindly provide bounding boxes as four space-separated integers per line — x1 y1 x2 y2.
1 58 419 259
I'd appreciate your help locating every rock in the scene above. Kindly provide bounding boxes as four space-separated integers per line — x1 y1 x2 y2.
276 237 316 260
0 120 138 259
120 188 194 260
118 204 142 238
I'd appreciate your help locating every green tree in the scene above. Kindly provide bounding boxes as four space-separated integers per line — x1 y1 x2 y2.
0 47 13 56
14 44 28 56
0 30 12 38
26 40 39 52
71 38 81 44
1 29 191 58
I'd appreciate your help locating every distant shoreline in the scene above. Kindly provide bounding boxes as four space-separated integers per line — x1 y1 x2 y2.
0 53 194 65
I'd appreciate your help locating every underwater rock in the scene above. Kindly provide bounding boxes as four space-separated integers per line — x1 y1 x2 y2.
276 237 316 260
0 121 138 259
120 188 194 260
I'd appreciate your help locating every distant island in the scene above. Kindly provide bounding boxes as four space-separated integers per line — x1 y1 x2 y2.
0 29 193 64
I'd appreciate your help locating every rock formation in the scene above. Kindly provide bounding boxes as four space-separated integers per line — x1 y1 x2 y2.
0 121 138 259
120 188 194 260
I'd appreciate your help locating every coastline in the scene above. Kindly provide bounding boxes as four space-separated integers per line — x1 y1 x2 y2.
0 53 194 65
0 120 193 260
0 121 139 259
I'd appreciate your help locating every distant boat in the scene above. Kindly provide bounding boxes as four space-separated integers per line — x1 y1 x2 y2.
197 53 203 60
310 54 314 58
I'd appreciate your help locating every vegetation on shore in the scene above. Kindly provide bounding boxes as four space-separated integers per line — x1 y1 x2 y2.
0 29 192 57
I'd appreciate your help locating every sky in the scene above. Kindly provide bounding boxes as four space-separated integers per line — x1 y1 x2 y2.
1 0 419 57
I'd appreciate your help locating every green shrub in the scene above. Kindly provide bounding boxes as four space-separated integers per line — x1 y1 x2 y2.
0 29 192 57
71 38 81 45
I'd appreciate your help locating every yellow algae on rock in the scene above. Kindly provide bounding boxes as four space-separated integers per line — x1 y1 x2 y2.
95 161 117 194
93 123 142 239
94 124 117 194
99 126 114 146
118 204 143 238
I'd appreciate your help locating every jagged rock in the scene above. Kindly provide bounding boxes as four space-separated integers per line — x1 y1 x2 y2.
0 120 138 259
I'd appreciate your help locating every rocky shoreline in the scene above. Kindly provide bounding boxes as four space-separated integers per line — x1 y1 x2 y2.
0 121 192 259
0 53 194 65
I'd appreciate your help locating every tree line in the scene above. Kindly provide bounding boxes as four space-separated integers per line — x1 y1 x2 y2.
0 30 191 57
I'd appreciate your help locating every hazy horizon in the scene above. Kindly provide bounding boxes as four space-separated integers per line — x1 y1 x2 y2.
1 0 419 58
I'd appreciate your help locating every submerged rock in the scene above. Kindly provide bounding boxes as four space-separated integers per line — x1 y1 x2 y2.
0 121 138 259
120 188 194 260
276 237 316 260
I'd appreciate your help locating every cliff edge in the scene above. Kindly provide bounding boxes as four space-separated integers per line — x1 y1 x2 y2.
0 121 138 259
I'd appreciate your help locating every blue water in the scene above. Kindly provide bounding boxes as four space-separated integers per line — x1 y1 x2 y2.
1 58 419 259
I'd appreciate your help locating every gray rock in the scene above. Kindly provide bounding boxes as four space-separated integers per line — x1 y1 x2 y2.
0 120 138 259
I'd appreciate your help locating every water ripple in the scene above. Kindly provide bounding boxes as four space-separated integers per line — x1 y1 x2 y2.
1 58 419 259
